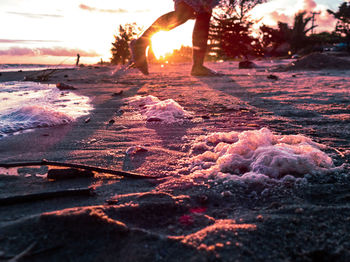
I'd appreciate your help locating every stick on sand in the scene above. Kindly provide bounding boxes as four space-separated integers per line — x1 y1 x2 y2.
0 159 157 179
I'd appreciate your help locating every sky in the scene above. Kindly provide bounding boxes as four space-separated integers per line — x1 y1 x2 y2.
0 0 344 65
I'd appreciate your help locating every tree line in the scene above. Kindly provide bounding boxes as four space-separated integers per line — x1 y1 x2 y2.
111 0 350 64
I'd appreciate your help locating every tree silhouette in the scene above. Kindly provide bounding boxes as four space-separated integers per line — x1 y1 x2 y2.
209 0 265 59
328 2 350 51
260 12 317 55
209 16 261 59
290 11 316 52
111 23 141 65
222 0 266 22
260 23 290 56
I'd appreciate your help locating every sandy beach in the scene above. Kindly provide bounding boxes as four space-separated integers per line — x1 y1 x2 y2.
0 57 350 261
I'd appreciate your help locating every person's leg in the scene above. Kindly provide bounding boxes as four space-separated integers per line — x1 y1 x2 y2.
191 11 217 76
131 2 195 75
140 2 196 42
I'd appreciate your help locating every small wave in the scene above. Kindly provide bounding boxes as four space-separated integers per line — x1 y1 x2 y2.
0 81 92 137
0 105 73 135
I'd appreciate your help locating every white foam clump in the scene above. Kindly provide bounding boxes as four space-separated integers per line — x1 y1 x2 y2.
127 95 191 124
188 128 338 180
0 105 73 135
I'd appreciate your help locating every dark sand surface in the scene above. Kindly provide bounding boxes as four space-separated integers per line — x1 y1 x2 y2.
0 60 349 261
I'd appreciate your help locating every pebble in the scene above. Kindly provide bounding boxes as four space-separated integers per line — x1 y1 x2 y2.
267 74 279 80
112 91 123 96
295 208 304 214
126 146 148 155
221 191 233 197
56 82 76 90
256 214 264 221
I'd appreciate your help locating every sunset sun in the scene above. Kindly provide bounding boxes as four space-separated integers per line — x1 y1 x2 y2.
150 22 194 59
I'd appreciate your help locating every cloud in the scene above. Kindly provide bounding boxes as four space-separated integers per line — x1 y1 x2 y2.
79 4 128 13
0 47 99 57
254 0 337 32
302 0 317 11
0 47 35 56
0 39 61 44
38 47 99 57
269 11 292 24
7 11 63 19
78 4 149 13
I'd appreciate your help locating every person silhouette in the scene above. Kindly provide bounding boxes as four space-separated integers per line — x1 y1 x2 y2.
76 53 80 66
130 0 220 76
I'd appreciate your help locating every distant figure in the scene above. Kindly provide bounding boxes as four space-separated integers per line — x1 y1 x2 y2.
130 0 220 76
76 53 80 66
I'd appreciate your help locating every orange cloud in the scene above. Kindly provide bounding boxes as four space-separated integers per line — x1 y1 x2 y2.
79 4 128 13
0 47 99 57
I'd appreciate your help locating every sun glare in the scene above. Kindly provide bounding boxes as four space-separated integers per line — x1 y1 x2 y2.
150 22 194 59
151 31 182 59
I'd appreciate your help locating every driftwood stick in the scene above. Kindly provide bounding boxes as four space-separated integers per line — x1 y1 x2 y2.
8 242 37 262
0 187 94 206
0 160 155 179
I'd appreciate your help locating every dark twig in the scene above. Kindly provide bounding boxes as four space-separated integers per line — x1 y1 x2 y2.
0 187 94 206
8 242 37 262
0 159 157 179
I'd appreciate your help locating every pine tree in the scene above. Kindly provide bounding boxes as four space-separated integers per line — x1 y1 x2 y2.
328 2 350 51
111 23 141 64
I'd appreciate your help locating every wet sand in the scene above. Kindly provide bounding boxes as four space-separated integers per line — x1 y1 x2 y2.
0 60 349 261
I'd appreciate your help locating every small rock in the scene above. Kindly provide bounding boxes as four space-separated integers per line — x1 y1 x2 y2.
147 117 162 122
112 91 123 96
295 207 304 214
56 82 76 90
239 61 256 69
221 191 233 197
197 194 209 204
126 146 148 155
168 225 175 231
84 117 91 123
267 74 279 80
115 109 124 116
201 115 210 119
108 119 115 124
64 74 68 78
256 214 264 221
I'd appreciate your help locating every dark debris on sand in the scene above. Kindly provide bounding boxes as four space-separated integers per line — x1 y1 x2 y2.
276 53 350 71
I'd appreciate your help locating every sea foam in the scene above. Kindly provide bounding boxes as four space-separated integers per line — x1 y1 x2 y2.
127 95 191 124
186 128 338 181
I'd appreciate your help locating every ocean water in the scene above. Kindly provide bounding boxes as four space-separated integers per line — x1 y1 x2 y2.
0 81 93 138
0 64 75 73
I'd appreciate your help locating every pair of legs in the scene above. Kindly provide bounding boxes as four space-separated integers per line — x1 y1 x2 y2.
131 2 215 75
